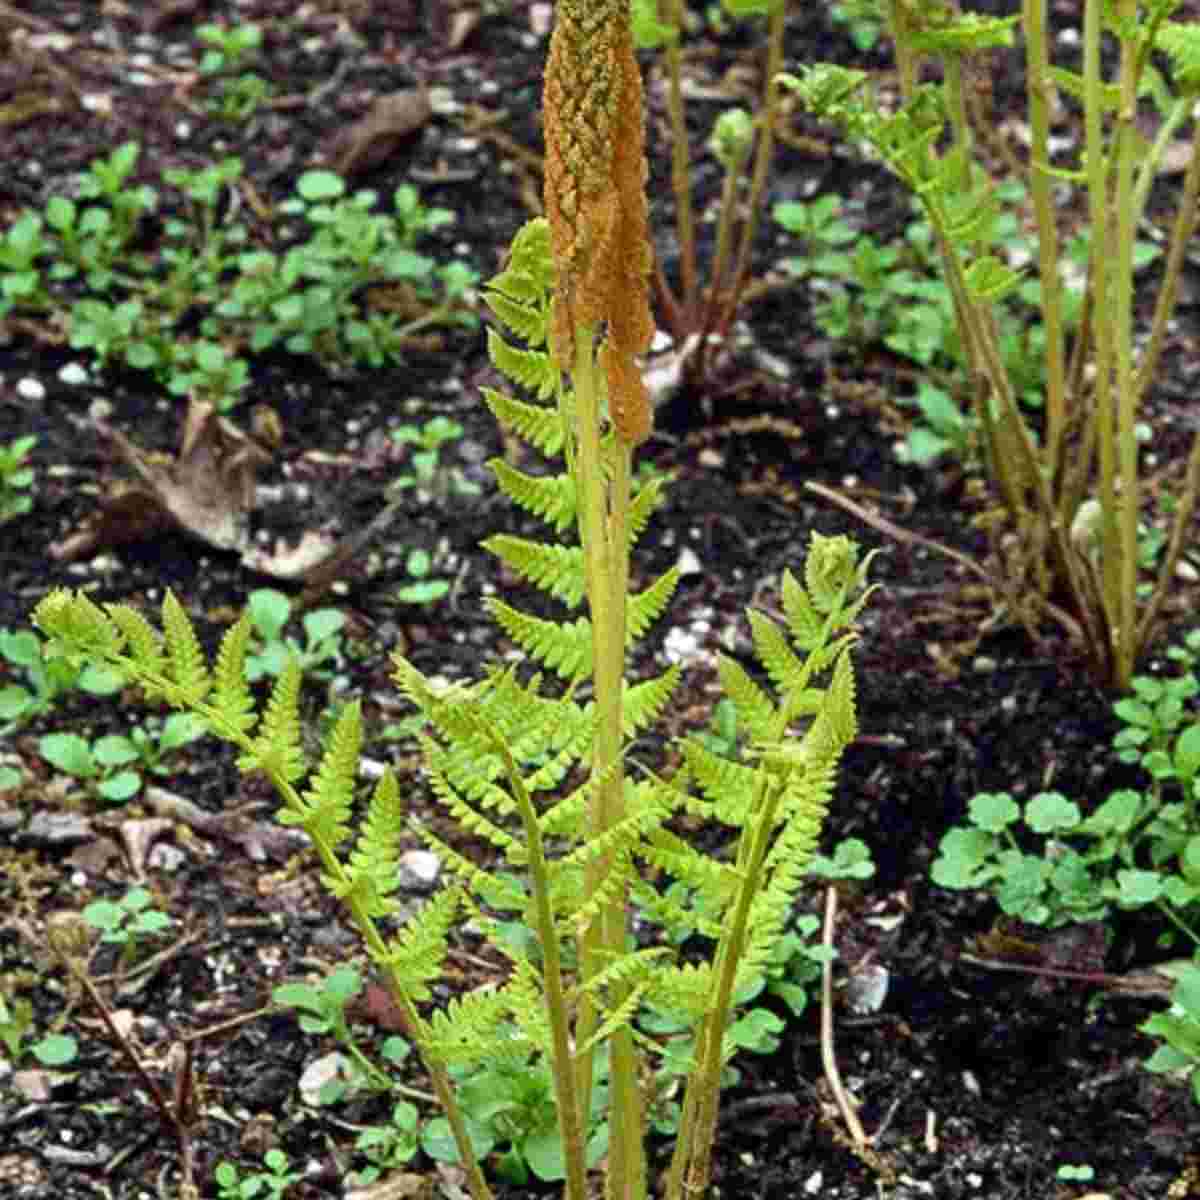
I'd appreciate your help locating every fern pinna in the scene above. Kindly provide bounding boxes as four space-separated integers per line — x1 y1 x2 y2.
33 217 873 1200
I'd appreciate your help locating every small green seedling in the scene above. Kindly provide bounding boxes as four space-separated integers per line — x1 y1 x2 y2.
82 886 172 969
390 416 479 503
243 590 345 682
38 730 144 803
214 1149 299 1200
0 627 123 729
0 436 36 524
395 547 450 607
1142 961 1200 1105
273 966 392 1104
0 992 78 1067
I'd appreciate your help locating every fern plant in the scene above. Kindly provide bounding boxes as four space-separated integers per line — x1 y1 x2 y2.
33 216 873 1200
783 0 1200 690
33 4 873 1196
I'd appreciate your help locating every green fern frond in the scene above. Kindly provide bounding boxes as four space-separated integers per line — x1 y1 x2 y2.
487 461 577 534
104 603 165 690
681 739 757 824
481 389 565 457
289 700 362 850
162 591 211 705
535 759 619 838
781 568 826 651
483 535 586 607
647 960 716 1023
715 657 775 744
507 958 553 1055
488 601 593 679
627 567 680 643
248 657 307 784
621 664 681 738
487 329 557 400
747 609 804 694
329 769 404 918
485 292 547 347
1157 21 1200 89
34 589 123 665
211 614 256 738
424 984 515 1065
574 977 652 1058
427 757 520 853
627 474 669 545
486 217 554 310
629 873 724 941
374 884 462 1003
906 10 1018 54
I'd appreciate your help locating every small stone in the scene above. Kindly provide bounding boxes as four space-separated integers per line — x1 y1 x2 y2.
399 849 441 892
20 811 93 847
58 362 89 385
16 377 45 401
675 547 703 578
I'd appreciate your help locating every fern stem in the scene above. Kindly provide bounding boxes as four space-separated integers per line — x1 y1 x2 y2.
568 322 646 1200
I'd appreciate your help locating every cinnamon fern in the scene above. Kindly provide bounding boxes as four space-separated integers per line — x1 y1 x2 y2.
33 216 874 1200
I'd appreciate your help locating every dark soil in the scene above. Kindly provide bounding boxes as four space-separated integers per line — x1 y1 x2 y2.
2 3 1200 1199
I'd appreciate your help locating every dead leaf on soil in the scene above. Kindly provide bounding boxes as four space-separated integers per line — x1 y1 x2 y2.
240 528 340 581
323 89 432 178
141 0 203 33
51 398 271 561
446 7 481 50
119 816 176 879
344 1171 431 1200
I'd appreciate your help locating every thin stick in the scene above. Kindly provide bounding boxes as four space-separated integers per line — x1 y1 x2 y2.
820 886 868 1153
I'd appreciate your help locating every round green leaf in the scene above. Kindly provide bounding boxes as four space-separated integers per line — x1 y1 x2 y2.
968 792 1020 833
1025 792 1081 834
98 770 141 801
32 1033 77 1066
297 170 345 202
39 732 94 777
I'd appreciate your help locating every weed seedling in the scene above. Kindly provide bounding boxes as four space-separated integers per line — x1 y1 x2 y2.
0 991 77 1067
82 886 172 970
243 590 345 683
0 436 36 524
214 1149 299 1200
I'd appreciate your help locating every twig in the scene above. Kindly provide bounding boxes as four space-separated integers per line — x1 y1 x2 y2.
51 939 199 1198
804 479 1087 647
820 885 868 1153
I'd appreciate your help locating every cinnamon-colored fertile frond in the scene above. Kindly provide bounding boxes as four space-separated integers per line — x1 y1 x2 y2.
543 0 654 443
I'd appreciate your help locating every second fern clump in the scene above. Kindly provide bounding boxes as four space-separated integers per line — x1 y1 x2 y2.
34 218 873 1200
